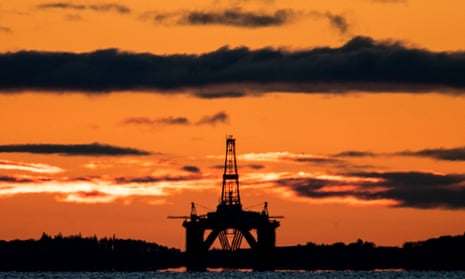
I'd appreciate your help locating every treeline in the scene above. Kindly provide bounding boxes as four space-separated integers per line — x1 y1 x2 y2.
0 233 183 271
1 232 465 271
275 233 465 270
205 233 465 270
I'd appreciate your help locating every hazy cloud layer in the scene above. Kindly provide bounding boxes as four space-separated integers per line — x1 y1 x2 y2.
113 174 201 184
122 111 229 127
122 116 190 126
398 147 465 161
150 8 293 28
277 171 465 209
0 26 12 33
2 36 465 94
0 159 63 173
238 151 339 164
2 152 465 209
212 163 265 170
36 3 86 10
0 143 150 156
334 146 465 161
36 2 131 14
0 172 212 204
65 14 83 21
333 151 377 157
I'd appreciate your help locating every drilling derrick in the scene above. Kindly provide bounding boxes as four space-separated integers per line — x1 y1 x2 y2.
220 136 241 209
172 136 281 271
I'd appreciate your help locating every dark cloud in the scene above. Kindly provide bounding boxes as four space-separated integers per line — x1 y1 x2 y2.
324 12 349 34
157 117 190 125
196 111 229 125
0 26 12 33
278 177 348 198
0 143 150 156
274 153 341 164
89 4 130 14
355 171 465 209
333 151 377 157
113 174 198 184
122 116 190 126
182 165 201 173
193 90 248 99
370 0 407 3
183 9 292 27
308 11 350 35
152 8 293 28
334 146 465 160
398 147 465 161
0 175 41 183
246 164 265 170
114 176 163 184
2 36 465 94
36 3 86 10
289 156 340 164
36 2 130 14
122 117 153 125
278 171 465 209
212 163 264 170
122 112 228 127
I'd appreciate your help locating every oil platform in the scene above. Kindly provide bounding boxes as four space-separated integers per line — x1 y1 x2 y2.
170 136 281 271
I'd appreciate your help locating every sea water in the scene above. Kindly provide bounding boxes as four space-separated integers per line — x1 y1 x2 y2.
1 271 465 279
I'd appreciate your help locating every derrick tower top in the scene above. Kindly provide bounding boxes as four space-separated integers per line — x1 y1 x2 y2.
219 135 241 208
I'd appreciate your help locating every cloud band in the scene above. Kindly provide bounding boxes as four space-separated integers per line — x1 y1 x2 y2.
0 143 150 156
1 36 465 95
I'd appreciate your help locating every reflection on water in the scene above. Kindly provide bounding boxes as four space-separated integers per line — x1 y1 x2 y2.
2 271 465 279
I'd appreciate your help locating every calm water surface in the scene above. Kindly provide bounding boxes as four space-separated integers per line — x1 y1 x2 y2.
1 271 465 279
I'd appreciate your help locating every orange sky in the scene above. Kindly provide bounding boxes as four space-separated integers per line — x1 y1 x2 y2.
1 0 465 250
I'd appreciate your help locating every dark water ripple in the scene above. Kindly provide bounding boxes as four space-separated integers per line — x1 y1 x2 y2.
1 271 465 279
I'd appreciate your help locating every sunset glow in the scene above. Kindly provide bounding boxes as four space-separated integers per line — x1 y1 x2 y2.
1 0 465 250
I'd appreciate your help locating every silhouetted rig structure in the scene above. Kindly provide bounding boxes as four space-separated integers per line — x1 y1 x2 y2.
169 136 282 271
